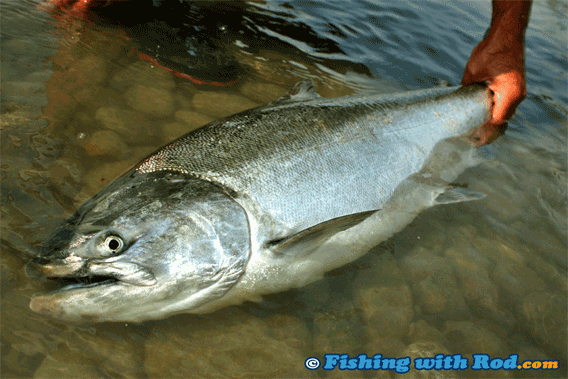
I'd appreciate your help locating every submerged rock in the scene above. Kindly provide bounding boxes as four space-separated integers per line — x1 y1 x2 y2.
443 321 508 358
110 61 176 91
174 110 214 131
192 91 258 119
144 309 316 378
353 255 415 340
94 106 154 144
517 292 567 358
33 356 101 379
124 85 176 117
84 130 129 159
401 341 460 379
240 81 287 103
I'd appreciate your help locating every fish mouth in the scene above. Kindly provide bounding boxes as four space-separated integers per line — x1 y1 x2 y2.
26 256 157 294
42 276 120 292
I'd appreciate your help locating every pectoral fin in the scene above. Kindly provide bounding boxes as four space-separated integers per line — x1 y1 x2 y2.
268 210 377 258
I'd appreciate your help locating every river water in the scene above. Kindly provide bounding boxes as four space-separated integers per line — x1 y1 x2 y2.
1 0 566 378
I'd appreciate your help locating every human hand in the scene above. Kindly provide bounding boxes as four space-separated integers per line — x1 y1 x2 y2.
462 0 531 145
462 35 526 144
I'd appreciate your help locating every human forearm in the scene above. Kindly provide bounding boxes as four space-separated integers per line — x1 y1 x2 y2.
489 0 532 36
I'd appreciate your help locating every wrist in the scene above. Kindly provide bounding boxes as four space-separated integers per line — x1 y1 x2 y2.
481 26 524 57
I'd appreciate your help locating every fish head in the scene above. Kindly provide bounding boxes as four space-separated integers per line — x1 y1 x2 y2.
26 171 250 322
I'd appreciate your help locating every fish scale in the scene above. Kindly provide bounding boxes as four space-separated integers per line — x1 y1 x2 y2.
137 82 490 234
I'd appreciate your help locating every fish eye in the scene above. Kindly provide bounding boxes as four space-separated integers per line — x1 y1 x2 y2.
103 235 124 254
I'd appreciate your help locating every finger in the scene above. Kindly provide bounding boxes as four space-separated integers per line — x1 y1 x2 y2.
461 69 473 86
468 121 507 146
488 72 525 124
491 89 509 125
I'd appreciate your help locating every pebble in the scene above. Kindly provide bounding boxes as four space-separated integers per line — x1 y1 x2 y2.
131 145 162 161
351 254 414 340
444 247 503 322
490 263 547 302
144 309 316 378
192 91 259 119
240 81 287 103
474 236 527 266
399 247 448 284
366 337 406 359
264 314 311 352
67 55 107 87
84 130 130 159
2 344 46 378
474 180 525 221
94 107 153 144
313 306 366 355
75 146 155 201
407 319 450 347
174 90 194 110
517 292 567 358
356 282 415 340
293 276 335 314
413 275 449 315
161 122 190 142
109 61 176 90
33 355 101 379
43 86 77 125
444 321 514 378
444 225 478 246
0 247 27 291
124 85 176 117
0 301 62 359
74 86 125 110
70 112 96 136
51 43 79 70
174 110 214 130
400 341 460 379
58 327 144 378
443 321 508 357
401 248 469 317
47 156 85 199
527 257 567 295
79 28 127 62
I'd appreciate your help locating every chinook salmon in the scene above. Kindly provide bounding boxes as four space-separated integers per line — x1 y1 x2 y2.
26 80 492 322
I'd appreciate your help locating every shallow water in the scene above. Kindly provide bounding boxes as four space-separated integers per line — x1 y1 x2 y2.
1 0 566 378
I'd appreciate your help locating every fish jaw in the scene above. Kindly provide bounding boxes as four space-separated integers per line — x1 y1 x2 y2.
29 281 129 323
29 279 170 323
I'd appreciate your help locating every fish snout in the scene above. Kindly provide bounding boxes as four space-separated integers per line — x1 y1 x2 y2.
25 255 86 279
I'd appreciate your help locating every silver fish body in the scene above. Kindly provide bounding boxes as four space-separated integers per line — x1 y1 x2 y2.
27 81 492 322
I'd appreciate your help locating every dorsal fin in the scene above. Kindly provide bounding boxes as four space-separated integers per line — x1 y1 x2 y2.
269 79 321 105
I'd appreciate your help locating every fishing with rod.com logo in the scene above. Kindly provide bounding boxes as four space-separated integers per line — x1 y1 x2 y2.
304 353 559 374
